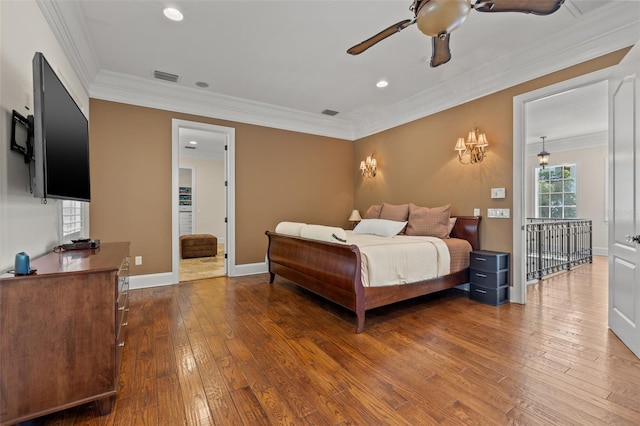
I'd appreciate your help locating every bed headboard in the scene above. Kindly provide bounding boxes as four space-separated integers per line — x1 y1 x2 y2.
450 216 481 251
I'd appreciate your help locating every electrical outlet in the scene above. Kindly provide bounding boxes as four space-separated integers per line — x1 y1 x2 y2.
473 208 480 216
135 256 142 265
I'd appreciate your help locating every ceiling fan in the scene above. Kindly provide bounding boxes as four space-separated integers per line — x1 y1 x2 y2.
347 0 565 67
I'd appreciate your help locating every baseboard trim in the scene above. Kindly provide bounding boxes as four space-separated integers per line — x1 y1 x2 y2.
231 262 268 277
129 262 268 289
129 272 177 290
593 247 608 256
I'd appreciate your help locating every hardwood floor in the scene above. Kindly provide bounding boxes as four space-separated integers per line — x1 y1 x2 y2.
20 256 640 425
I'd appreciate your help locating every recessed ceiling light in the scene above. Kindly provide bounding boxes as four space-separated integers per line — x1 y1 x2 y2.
189 140 197 145
163 7 183 21
195 81 209 88
376 80 389 88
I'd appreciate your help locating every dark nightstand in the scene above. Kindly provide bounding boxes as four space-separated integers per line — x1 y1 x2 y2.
469 250 509 306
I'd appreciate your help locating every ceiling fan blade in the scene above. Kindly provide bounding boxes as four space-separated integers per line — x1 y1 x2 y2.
347 19 415 55
430 33 451 67
474 0 564 15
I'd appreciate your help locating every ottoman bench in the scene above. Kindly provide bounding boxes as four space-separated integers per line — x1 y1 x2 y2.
180 234 217 259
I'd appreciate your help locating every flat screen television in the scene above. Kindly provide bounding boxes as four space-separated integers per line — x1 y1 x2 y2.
32 52 91 202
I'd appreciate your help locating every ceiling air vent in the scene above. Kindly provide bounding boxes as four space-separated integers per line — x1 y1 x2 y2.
153 70 179 83
322 109 339 116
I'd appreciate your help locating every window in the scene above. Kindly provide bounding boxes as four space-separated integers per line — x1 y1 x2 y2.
535 164 577 219
61 200 88 240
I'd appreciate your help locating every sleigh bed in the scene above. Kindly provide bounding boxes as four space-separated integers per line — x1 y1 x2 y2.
266 215 481 333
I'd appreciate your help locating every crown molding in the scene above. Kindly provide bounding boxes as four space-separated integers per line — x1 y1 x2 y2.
36 0 100 95
525 131 608 156
351 2 640 139
40 1 638 142
90 71 355 140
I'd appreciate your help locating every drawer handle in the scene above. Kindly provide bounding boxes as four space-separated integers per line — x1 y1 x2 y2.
475 257 487 261
475 273 487 278
122 322 128 326
118 306 125 311
118 342 125 347
475 288 487 294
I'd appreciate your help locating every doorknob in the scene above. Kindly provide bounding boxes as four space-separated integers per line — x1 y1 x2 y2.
626 235 640 244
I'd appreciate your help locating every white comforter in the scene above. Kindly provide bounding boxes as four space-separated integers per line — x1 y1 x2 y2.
345 231 451 288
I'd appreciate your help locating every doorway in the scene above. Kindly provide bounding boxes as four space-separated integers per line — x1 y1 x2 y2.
513 68 612 304
171 119 236 283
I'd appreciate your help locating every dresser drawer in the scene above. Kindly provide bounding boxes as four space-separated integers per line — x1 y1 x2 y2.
115 290 129 377
470 268 509 288
116 293 128 338
470 284 509 306
470 250 509 272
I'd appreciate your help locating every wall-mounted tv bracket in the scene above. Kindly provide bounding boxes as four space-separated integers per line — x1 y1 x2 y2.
11 109 34 164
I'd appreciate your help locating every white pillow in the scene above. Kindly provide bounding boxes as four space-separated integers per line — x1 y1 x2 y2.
300 224 348 244
353 219 407 237
275 221 306 236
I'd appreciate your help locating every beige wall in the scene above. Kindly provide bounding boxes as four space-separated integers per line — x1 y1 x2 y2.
354 48 629 256
89 100 354 275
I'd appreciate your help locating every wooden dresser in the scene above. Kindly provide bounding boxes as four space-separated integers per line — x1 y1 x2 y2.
0 242 130 425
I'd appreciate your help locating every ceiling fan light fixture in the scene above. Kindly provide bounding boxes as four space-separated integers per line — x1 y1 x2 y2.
416 0 471 37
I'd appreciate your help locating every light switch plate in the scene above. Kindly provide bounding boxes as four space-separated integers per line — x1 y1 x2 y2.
473 208 480 216
491 188 506 199
487 208 510 218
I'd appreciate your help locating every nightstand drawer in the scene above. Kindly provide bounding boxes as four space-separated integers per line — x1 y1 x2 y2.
470 250 509 272
470 268 509 288
470 284 509 306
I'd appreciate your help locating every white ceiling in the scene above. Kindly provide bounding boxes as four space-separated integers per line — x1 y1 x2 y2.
41 0 639 143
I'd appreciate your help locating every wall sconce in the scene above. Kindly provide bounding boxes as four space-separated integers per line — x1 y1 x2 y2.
348 209 362 229
537 136 550 169
454 128 489 164
360 154 377 178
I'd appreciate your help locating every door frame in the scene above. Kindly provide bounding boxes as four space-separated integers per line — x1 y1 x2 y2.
512 67 613 303
171 119 236 281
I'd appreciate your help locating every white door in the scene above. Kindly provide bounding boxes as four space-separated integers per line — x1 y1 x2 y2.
609 42 640 358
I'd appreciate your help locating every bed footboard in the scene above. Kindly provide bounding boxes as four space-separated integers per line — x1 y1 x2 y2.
266 232 365 327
